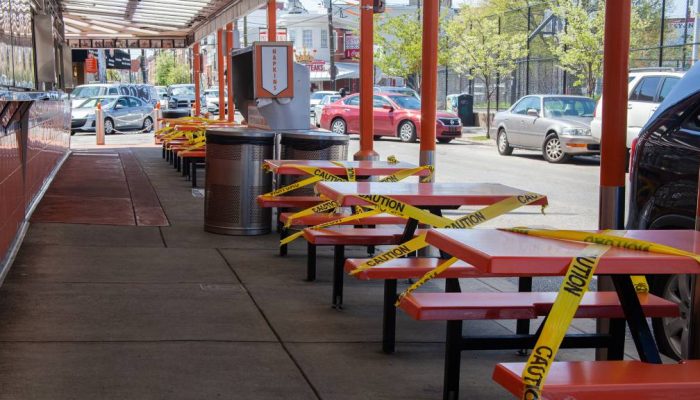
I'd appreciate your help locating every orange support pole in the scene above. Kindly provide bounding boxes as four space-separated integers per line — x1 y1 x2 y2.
599 0 630 229
217 28 225 121
193 42 201 116
226 22 235 123
596 0 631 361
419 0 439 176
354 0 378 161
267 0 277 41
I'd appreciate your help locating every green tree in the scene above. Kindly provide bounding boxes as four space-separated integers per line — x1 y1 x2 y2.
550 0 658 96
374 11 448 91
154 53 176 86
106 69 122 82
168 63 191 84
447 7 526 136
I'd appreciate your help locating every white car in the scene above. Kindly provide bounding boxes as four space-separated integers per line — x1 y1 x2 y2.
590 69 684 148
313 94 341 127
310 90 339 118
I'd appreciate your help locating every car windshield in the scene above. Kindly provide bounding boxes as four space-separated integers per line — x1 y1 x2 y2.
77 97 115 108
323 95 340 104
385 88 418 98
72 86 103 99
311 92 333 100
543 97 596 118
205 90 218 96
170 86 194 96
389 95 421 110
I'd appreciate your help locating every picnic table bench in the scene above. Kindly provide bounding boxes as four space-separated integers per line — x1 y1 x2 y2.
414 228 700 400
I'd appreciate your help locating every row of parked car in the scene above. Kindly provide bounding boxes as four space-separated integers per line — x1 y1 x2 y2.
493 68 684 163
69 82 225 135
312 86 463 144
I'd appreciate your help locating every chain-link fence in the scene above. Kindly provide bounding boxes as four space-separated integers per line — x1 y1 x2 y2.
437 0 700 111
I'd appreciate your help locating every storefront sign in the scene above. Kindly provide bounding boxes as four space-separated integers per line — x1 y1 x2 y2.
259 28 288 42
308 61 326 72
344 34 359 59
85 54 98 74
254 42 294 98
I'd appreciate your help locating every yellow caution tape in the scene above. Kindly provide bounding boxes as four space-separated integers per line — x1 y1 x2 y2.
283 165 432 228
351 193 545 275
333 161 363 214
387 155 398 164
280 208 383 246
520 242 610 400
395 257 459 306
260 165 346 198
263 175 323 198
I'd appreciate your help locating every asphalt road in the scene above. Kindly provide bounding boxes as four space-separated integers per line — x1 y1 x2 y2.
347 135 603 230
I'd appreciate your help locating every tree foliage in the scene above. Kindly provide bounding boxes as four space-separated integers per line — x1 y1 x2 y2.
374 11 449 91
154 52 191 86
447 7 527 134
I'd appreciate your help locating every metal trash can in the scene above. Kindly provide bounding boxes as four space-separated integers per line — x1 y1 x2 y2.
278 130 349 195
204 127 275 235
457 94 475 127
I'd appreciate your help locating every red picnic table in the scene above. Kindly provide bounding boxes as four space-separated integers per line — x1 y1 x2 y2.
315 181 548 352
420 228 700 399
263 159 432 177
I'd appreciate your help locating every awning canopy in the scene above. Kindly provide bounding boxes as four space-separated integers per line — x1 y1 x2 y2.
58 0 263 44
308 62 360 82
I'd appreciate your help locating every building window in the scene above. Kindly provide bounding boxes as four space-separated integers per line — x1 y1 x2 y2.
334 32 340 51
321 30 328 48
303 29 313 48
289 30 297 45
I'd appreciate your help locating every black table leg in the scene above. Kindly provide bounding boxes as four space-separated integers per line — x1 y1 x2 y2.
191 162 198 188
382 279 398 354
332 245 345 308
279 227 288 256
443 320 463 400
610 274 662 363
306 243 316 281
516 277 533 335
607 318 626 360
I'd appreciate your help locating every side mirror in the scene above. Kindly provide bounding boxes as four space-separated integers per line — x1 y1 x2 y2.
382 104 394 111
527 108 539 117
115 103 124 110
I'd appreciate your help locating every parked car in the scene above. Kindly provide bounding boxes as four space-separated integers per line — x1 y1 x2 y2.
320 93 462 143
156 86 168 108
310 90 340 118
493 95 598 163
71 95 155 135
71 83 159 108
374 86 420 99
165 84 204 111
591 69 685 149
313 94 341 127
204 88 227 114
628 63 700 361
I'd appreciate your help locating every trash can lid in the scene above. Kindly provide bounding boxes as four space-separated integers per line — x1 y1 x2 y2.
279 129 349 143
206 127 276 145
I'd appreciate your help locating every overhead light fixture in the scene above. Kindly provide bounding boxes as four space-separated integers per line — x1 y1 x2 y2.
90 24 119 33
64 25 82 33
125 27 160 35
86 33 135 37
63 17 90 27
89 20 124 29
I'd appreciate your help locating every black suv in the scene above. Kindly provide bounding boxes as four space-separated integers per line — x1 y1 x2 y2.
628 63 700 360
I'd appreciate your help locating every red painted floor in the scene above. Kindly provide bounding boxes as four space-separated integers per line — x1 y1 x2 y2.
32 150 169 226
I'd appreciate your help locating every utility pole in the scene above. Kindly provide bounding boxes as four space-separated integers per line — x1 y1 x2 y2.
328 0 336 90
141 49 147 83
693 0 700 63
244 16 248 46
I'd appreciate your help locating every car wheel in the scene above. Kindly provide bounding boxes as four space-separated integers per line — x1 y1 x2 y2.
398 121 417 143
104 118 115 135
437 138 452 144
70 130 76 136
374 135 382 141
497 129 513 155
651 274 691 360
142 117 153 133
331 118 347 135
543 133 571 163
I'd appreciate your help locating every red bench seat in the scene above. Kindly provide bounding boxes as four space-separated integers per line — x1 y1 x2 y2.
257 196 325 208
344 257 496 280
493 360 700 400
279 212 406 227
400 292 679 321
302 227 412 246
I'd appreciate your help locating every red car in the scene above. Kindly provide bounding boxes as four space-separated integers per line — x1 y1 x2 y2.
319 93 463 143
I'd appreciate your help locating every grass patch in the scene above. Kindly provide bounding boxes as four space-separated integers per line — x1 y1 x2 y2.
468 135 491 141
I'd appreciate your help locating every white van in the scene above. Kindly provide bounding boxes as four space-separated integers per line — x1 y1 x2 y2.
590 69 684 149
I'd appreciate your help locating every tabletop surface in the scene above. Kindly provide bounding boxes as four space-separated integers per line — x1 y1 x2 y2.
315 182 548 207
425 229 700 275
264 160 428 176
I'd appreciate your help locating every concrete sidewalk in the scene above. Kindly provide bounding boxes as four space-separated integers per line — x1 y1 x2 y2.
0 145 636 399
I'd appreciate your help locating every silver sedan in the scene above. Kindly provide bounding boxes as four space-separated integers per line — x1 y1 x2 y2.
493 95 599 163
71 95 154 135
